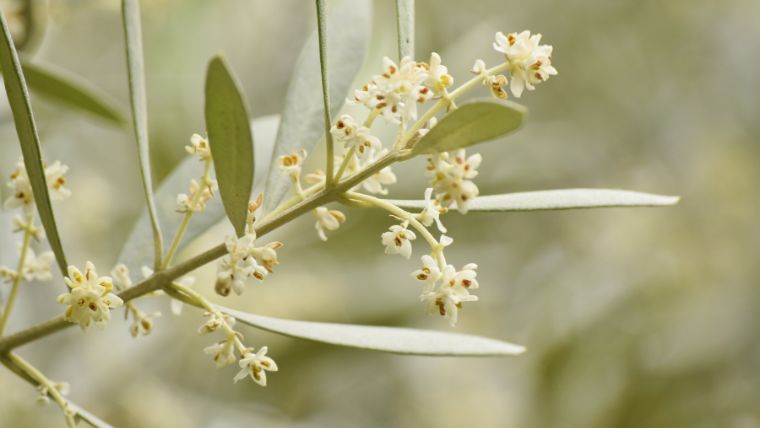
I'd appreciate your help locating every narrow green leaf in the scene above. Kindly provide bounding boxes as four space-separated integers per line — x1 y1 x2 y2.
315 0 336 187
20 61 126 125
412 99 526 154
222 307 525 356
121 0 164 268
0 9 68 276
387 189 680 212
263 0 370 213
117 116 279 273
395 0 414 59
205 56 254 237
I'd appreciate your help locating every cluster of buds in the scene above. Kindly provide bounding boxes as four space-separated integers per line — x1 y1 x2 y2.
198 311 278 386
215 195 282 296
177 134 218 213
111 264 169 337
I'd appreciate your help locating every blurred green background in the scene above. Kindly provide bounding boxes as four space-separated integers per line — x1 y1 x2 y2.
1 0 759 427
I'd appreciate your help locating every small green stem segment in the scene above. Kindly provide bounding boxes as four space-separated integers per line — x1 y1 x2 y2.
0 213 35 335
315 0 335 188
162 158 213 269
166 282 246 352
343 191 444 265
333 108 380 183
2 352 76 427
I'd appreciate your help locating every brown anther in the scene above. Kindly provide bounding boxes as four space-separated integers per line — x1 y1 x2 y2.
336 120 345 129
436 299 446 316
508 34 516 45
88 302 97 311
462 279 472 288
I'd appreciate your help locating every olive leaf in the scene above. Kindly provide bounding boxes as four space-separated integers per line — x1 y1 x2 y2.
121 0 164 268
387 189 680 212
0 9 68 276
205 56 254 237
262 0 370 212
222 306 525 356
20 61 125 125
395 0 414 59
411 99 526 154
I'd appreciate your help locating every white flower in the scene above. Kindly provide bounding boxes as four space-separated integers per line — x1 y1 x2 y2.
21 247 55 282
250 241 283 275
424 52 453 95
417 188 447 232
4 159 71 211
353 56 430 123
313 207 346 241
420 264 479 326
176 178 217 213
204 339 237 368
381 223 417 259
233 346 278 386
426 149 482 213
278 150 306 178
411 254 441 288
493 30 557 97
44 161 72 202
57 262 123 331
330 115 382 159
186 133 212 161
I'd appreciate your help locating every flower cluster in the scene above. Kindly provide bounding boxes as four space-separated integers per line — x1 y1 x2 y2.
57 262 123 331
215 196 282 296
480 30 557 98
4 159 71 211
177 134 217 213
416 258 479 327
198 311 279 386
426 149 482 214
353 53 453 124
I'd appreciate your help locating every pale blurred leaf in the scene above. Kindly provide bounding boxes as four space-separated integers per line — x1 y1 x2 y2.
387 189 680 212
20 61 125 125
205 55 254 237
263 0 370 212
412 99 525 154
223 307 526 356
